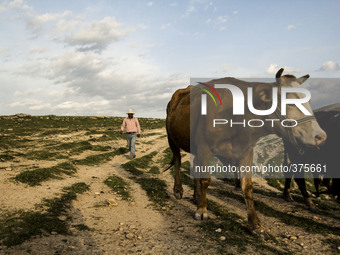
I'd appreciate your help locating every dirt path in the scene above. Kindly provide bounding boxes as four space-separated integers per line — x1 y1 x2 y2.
1 127 340 254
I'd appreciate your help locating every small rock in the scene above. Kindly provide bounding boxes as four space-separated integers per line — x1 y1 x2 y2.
161 207 166 210
137 235 143 240
118 227 124 232
116 197 122 201
130 225 137 229
219 236 226 241
107 199 118 207
119 222 125 226
5 167 12 171
298 235 304 239
59 215 67 221
130 202 136 206
289 236 298 241
51 232 58 235
125 233 135 239
299 243 304 247
94 192 101 195
215 228 222 233
337 246 340 251
177 227 184 232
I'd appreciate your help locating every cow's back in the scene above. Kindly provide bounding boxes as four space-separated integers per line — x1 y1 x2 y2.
166 86 191 152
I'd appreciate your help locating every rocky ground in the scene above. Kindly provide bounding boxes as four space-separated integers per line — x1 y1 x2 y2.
0 116 339 254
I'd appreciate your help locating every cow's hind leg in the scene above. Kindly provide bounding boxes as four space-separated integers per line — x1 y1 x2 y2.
193 147 211 220
168 137 183 199
295 178 316 210
283 174 294 202
240 151 263 232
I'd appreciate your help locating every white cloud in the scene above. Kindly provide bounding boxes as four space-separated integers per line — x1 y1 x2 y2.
9 99 51 111
233 10 238 15
147 2 153 7
55 100 110 110
319 61 340 71
266 64 300 74
129 42 155 49
63 17 134 52
217 16 227 23
182 5 196 18
170 2 178 7
29 47 48 54
33 10 72 24
1 0 31 12
161 23 171 30
287 24 295 31
14 88 41 96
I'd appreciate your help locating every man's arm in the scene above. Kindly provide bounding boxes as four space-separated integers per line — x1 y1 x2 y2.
120 118 126 133
135 118 141 136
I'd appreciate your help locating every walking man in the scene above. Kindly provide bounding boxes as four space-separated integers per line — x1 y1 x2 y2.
120 109 141 158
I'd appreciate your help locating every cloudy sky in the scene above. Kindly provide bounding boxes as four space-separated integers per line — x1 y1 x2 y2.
1 0 340 117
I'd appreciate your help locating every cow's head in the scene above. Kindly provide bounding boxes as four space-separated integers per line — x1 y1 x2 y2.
260 68 327 148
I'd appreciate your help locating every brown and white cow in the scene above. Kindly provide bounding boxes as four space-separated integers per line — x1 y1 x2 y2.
165 68 326 233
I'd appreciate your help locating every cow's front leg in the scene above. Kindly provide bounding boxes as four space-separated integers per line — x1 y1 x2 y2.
194 178 211 220
193 178 201 204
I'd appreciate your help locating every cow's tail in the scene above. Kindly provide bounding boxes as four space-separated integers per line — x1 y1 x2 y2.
162 157 174 172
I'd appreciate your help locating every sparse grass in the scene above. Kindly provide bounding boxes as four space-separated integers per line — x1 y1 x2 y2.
212 188 340 236
200 200 290 255
136 177 169 207
130 151 158 169
14 162 77 186
148 166 160 174
72 224 92 231
73 147 128 166
24 150 68 161
121 151 158 176
104 175 131 200
159 147 173 167
121 161 144 176
0 182 89 247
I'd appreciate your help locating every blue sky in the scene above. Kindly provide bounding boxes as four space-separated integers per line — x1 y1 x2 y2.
1 0 340 117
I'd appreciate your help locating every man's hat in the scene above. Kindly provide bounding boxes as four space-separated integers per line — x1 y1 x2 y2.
127 109 134 114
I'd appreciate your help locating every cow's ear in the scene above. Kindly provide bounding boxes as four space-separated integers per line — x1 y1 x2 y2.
256 85 273 102
297 74 309 85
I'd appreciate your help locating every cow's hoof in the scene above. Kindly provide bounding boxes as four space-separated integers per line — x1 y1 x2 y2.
251 227 269 240
283 192 294 202
305 198 317 211
234 185 241 191
194 209 208 220
173 186 183 200
308 204 319 212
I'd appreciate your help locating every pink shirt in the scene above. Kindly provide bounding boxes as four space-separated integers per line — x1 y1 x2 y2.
121 117 141 134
